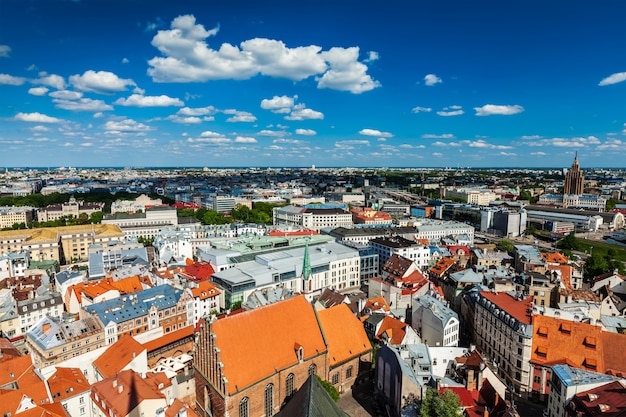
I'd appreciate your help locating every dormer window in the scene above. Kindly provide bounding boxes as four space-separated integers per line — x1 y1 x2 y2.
294 343 303 362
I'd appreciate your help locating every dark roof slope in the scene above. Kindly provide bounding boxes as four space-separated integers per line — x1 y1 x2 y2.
276 375 349 417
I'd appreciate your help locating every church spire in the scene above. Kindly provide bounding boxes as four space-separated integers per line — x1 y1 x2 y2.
302 238 311 280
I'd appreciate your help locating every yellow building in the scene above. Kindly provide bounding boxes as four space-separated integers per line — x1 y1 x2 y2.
0 224 124 264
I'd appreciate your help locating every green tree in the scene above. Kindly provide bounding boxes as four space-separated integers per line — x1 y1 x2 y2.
606 198 618 211
203 210 229 225
231 204 251 222
419 388 461 417
526 224 538 236
495 238 515 254
314 375 340 402
557 232 579 251
90 211 104 224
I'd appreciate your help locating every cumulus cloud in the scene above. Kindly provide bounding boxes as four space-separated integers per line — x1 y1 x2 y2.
412 106 432 113
0 45 10 58
599 72 626 86
260 95 296 113
364 51 379 62
177 106 217 116
104 119 152 132
474 104 524 116
258 130 287 137
49 90 83 100
499 152 516 156
223 109 257 122
274 138 305 144
28 86 49 96
432 141 462 147
422 133 455 139
359 128 393 138
524 136 600 148
284 104 323 120
0 74 27 85
147 15 379 94
530 151 546 156
14 112 61 123
122 58 130 64
437 106 464 117
432 152 443 157
596 139 624 150
521 135 542 140
235 136 257 143
200 130 226 138
399 144 425 149
115 94 184 107
34 73 66 90
295 128 316 136
54 98 113 112
424 73 442 86
70 70 135 94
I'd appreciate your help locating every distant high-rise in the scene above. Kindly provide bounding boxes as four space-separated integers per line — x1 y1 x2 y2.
564 153 584 195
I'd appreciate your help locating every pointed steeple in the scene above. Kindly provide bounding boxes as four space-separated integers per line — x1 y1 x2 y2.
302 238 312 280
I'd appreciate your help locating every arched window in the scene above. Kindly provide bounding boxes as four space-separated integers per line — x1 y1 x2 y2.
346 366 353 379
308 364 316 376
286 373 295 397
332 372 339 385
239 397 249 417
265 384 274 417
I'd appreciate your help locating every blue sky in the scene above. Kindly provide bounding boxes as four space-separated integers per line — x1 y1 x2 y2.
1 0 626 168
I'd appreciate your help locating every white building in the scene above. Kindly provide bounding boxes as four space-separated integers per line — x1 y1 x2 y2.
0 251 29 279
111 194 163 214
412 295 459 347
369 236 431 272
102 206 178 239
273 205 353 231
415 220 475 244
153 228 194 266
444 187 498 206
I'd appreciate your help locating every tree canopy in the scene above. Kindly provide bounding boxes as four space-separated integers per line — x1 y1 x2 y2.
419 388 461 417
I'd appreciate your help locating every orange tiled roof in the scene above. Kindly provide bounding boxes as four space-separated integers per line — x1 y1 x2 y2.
547 264 573 289
93 335 146 379
363 296 390 312
143 325 194 352
190 280 221 300
531 315 606 372
18 403 68 417
480 291 533 325
0 354 51 406
111 275 146 294
91 369 164 416
165 399 201 417
47 367 91 402
430 257 457 276
416 238 430 245
0 338 21 362
144 371 172 392
184 262 216 281
601 331 626 375
317 304 371 367
375 316 408 345
542 252 569 264
211 295 327 394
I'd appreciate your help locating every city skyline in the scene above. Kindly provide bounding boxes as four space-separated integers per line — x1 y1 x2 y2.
1 0 626 168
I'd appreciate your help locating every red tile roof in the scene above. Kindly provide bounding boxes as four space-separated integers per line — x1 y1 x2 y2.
47 367 91 402
0 354 51 406
375 316 409 345
142 325 194 353
317 304 371 367
480 291 533 325
184 262 216 281
190 280 221 300
91 369 165 416
210 295 327 394
542 252 569 264
440 386 475 407
93 335 146 379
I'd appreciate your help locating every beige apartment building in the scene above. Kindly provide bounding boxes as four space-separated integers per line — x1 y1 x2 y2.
0 206 35 229
0 224 124 264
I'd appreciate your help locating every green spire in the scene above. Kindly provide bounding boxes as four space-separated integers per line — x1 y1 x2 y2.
302 238 312 280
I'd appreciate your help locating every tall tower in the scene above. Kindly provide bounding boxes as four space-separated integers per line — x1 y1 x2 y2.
563 153 584 195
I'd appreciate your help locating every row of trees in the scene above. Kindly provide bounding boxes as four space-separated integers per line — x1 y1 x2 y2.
176 202 281 226
1 212 104 231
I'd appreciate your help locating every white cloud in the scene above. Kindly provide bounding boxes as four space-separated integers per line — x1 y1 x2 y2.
30 125 49 132
284 104 324 121
104 119 152 132
599 72 626 86
596 139 624 150
191 137 231 144
432 152 443 157
432 141 461 147
525 136 600 148
295 128 316 136
54 98 113 112
0 45 10 58
122 57 130 64
437 106 464 117
14 112 61 123
34 73 66 90
258 130 287 137
81 142 94 147
499 152 516 156
148 15 379 94
317 47 380 94
28 86 49 96
521 135 542 140
70 70 135 94
177 106 217 116
412 106 432 113
201 131 226 138
235 136 257 143
530 152 546 156
266 145 284 150
336 140 370 146
364 51 379 63
49 90 83 100
223 109 257 122
399 144 425 149
115 94 184 107
474 104 524 116
359 128 393 138
424 73 442 86
274 138 304 144
464 139 512 149
0 74 26 85
422 133 455 139
260 95 296 113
